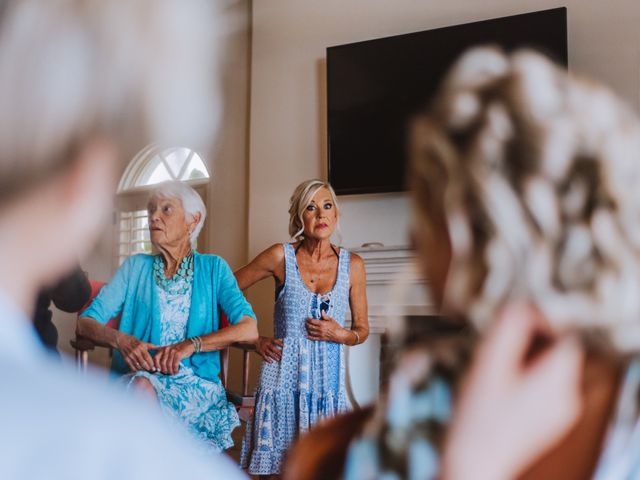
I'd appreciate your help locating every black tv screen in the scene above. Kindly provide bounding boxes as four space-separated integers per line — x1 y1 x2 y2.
327 7 568 195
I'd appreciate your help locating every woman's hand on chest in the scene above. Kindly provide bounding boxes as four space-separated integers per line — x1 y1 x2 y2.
306 311 347 343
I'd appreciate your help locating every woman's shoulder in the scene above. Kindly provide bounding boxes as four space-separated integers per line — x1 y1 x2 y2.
193 253 231 282
348 251 365 277
333 244 359 263
269 243 288 258
194 251 224 265
130 253 155 261
348 251 363 264
120 253 155 269
253 243 287 265
194 252 242 273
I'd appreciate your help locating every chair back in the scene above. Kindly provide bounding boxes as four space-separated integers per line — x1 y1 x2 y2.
72 280 119 370
79 281 120 329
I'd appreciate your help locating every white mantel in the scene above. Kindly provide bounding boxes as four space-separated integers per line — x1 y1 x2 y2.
345 244 433 407
348 244 434 331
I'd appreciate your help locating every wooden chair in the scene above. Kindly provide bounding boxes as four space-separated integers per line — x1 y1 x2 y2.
220 341 256 422
70 280 112 371
71 283 256 420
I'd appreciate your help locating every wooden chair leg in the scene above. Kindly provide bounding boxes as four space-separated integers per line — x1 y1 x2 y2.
242 349 250 396
81 350 88 371
220 347 230 389
75 348 89 373
224 343 256 422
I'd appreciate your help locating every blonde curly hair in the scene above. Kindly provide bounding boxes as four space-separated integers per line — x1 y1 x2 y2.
288 179 340 241
410 46 640 351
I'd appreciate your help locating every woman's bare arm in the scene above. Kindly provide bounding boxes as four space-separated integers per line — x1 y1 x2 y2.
77 315 158 372
347 253 369 345
77 315 120 348
200 316 258 350
234 243 285 290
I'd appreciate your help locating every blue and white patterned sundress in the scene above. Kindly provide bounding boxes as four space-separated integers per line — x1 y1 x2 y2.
240 243 351 474
124 274 240 452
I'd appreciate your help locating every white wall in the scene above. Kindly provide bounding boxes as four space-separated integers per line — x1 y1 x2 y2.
207 0 252 270
249 0 640 255
52 0 640 386
247 0 640 390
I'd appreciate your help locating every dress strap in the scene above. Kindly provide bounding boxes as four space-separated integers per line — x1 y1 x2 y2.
282 243 297 283
338 248 350 286
296 240 339 259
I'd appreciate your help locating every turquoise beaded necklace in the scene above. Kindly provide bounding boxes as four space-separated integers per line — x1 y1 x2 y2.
153 253 194 295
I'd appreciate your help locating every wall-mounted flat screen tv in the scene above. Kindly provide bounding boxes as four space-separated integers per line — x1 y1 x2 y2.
327 7 568 195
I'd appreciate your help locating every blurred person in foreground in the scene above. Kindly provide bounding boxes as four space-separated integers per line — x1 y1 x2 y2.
287 46 640 479
0 0 245 478
78 180 258 452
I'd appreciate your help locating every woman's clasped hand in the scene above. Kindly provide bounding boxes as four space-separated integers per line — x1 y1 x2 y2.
152 341 197 375
305 310 346 342
115 333 159 372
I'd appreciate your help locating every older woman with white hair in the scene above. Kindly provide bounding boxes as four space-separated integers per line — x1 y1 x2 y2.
78 179 258 452
238 179 369 477
0 0 249 477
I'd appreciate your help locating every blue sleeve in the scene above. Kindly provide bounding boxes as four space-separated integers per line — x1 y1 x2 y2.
80 257 132 325
215 257 256 325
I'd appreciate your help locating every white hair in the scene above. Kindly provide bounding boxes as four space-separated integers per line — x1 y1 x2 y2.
0 0 219 204
150 181 206 249
411 46 640 351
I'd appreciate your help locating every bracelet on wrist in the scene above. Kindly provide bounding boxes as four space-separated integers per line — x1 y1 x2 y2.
189 335 202 353
351 329 360 345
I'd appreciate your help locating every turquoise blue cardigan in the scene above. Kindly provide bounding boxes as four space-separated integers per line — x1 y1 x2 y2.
81 252 256 382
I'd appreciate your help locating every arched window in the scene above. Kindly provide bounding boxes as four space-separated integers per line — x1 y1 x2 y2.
115 145 210 265
117 145 210 192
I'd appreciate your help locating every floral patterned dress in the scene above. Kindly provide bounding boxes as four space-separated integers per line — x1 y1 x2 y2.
240 243 351 474
124 272 240 452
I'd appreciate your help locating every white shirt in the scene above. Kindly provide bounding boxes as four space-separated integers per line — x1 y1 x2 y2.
0 289 246 479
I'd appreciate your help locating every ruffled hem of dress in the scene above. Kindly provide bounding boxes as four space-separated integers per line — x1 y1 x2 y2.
240 387 349 474
124 371 240 453
242 446 288 475
194 413 240 452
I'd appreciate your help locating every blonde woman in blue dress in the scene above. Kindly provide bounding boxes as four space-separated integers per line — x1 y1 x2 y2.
238 179 369 478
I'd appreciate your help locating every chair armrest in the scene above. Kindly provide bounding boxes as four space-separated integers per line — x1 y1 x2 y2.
70 336 99 373
70 337 96 352
230 342 256 351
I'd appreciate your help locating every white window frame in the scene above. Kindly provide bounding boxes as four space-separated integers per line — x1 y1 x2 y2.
114 145 210 269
